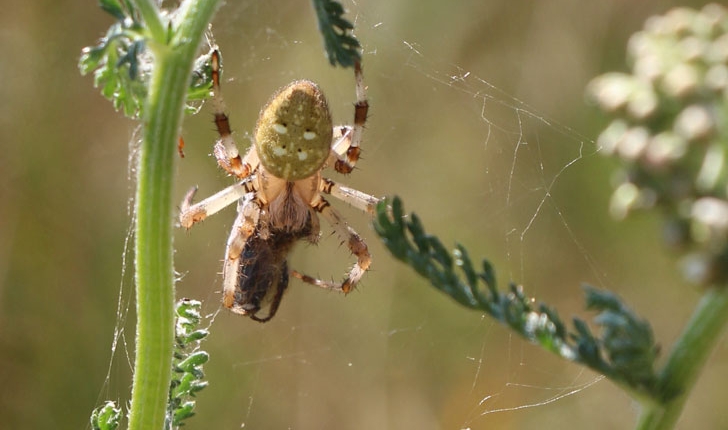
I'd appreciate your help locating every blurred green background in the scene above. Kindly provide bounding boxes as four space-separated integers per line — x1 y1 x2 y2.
1 0 726 429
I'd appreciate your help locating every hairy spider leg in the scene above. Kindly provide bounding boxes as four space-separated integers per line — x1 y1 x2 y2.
221 195 264 313
327 62 368 175
179 176 259 229
208 49 259 179
320 177 380 215
222 193 268 315
291 196 371 293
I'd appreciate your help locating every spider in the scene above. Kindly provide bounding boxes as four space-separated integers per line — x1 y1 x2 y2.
179 50 381 322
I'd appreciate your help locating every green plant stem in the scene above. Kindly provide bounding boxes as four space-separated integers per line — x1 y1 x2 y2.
127 1 221 429
636 286 728 430
133 0 166 43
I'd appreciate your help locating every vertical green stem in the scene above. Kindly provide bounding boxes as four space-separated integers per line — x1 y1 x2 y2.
128 51 182 430
127 1 221 429
636 286 728 430
132 0 165 43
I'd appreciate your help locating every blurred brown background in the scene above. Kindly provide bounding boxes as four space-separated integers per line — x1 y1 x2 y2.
1 0 725 429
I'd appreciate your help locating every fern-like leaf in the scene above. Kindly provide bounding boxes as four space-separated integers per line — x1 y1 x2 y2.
312 0 361 67
374 197 662 400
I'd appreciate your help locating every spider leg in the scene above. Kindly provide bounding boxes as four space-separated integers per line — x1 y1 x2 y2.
326 62 368 174
221 196 262 313
179 176 258 229
327 125 353 162
291 197 371 293
320 177 381 215
208 49 259 179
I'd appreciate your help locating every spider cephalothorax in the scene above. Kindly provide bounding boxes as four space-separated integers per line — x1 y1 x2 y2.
179 49 380 322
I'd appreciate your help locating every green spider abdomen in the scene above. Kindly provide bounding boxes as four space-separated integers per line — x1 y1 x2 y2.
255 80 333 181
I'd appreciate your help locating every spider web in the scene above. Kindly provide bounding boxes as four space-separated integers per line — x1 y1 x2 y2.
103 1 714 429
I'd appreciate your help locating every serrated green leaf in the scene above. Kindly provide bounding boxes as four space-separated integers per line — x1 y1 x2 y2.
90 401 122 430
312 0 361 67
